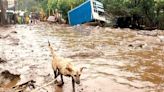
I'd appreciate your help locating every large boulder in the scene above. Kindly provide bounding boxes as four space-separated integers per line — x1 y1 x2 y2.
47 16 55 23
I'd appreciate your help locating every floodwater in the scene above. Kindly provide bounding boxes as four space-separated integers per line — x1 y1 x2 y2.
0 23 163 92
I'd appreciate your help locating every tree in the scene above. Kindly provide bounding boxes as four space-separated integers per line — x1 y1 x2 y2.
100 0 129 16
0 0 8 25
155 0 164 29
101 0 164 29
40 0 85 19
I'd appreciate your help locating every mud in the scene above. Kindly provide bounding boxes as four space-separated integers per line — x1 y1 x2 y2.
0 70 20 91
0 23 164 92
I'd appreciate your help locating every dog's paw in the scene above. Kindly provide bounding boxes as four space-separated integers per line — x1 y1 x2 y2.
54 80 58 84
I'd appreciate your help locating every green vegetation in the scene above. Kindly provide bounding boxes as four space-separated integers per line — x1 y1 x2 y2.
100 0 164 29
1 0 163 29
42 0 85 19
16 0 85 20
17 0 163 29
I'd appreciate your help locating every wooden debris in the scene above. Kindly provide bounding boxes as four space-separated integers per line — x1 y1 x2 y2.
31 79 57 92
12 80 36 92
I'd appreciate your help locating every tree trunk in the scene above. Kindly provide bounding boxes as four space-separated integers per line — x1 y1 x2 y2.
0 0 8 25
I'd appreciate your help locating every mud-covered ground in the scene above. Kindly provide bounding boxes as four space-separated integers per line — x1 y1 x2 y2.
0 23 164 92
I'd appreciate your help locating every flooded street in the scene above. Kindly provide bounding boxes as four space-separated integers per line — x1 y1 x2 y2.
0 23 164 92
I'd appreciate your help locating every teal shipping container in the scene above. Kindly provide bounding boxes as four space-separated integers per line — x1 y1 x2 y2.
68 0 106 26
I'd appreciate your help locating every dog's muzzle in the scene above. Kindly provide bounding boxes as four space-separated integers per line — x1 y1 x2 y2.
76 81 80 84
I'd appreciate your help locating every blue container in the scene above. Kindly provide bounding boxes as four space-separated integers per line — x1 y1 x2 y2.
68 0 106 26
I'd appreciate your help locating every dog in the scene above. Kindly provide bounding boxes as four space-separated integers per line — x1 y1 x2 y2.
48 41 85 92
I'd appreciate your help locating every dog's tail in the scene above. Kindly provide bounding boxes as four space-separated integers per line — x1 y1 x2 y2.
48 41 56 58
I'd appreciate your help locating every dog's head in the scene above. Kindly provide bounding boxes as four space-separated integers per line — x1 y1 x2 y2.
72 67 86 84
69 67 86 84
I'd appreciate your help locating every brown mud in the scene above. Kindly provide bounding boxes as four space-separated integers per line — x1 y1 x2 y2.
0 23 163 92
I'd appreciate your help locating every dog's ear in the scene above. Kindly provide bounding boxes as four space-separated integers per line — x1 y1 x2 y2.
80 67 86 72
48 40 50 46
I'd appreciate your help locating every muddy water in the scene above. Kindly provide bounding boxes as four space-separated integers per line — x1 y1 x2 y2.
0 23 164 92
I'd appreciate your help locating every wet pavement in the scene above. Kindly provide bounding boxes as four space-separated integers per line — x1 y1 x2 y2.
0 23 163 92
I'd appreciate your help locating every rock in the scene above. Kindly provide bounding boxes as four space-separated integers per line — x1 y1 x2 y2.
10 31 17 34
137 31 158 36
47 16 55 22
158 36 164 42
0 58 6 63
128 41 147 49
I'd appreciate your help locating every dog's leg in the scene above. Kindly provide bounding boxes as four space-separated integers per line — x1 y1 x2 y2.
57 73 64 86
53 70 58 84
55 68 60 78
60 74 64 85
54 70 57 78
72 77 75 92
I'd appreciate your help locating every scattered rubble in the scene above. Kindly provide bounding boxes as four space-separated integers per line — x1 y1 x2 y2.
0 58 6 63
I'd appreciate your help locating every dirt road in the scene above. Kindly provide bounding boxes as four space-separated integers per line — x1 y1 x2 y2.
0 23 163 92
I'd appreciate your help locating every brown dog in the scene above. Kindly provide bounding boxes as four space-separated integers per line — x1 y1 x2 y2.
48 41 85 92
